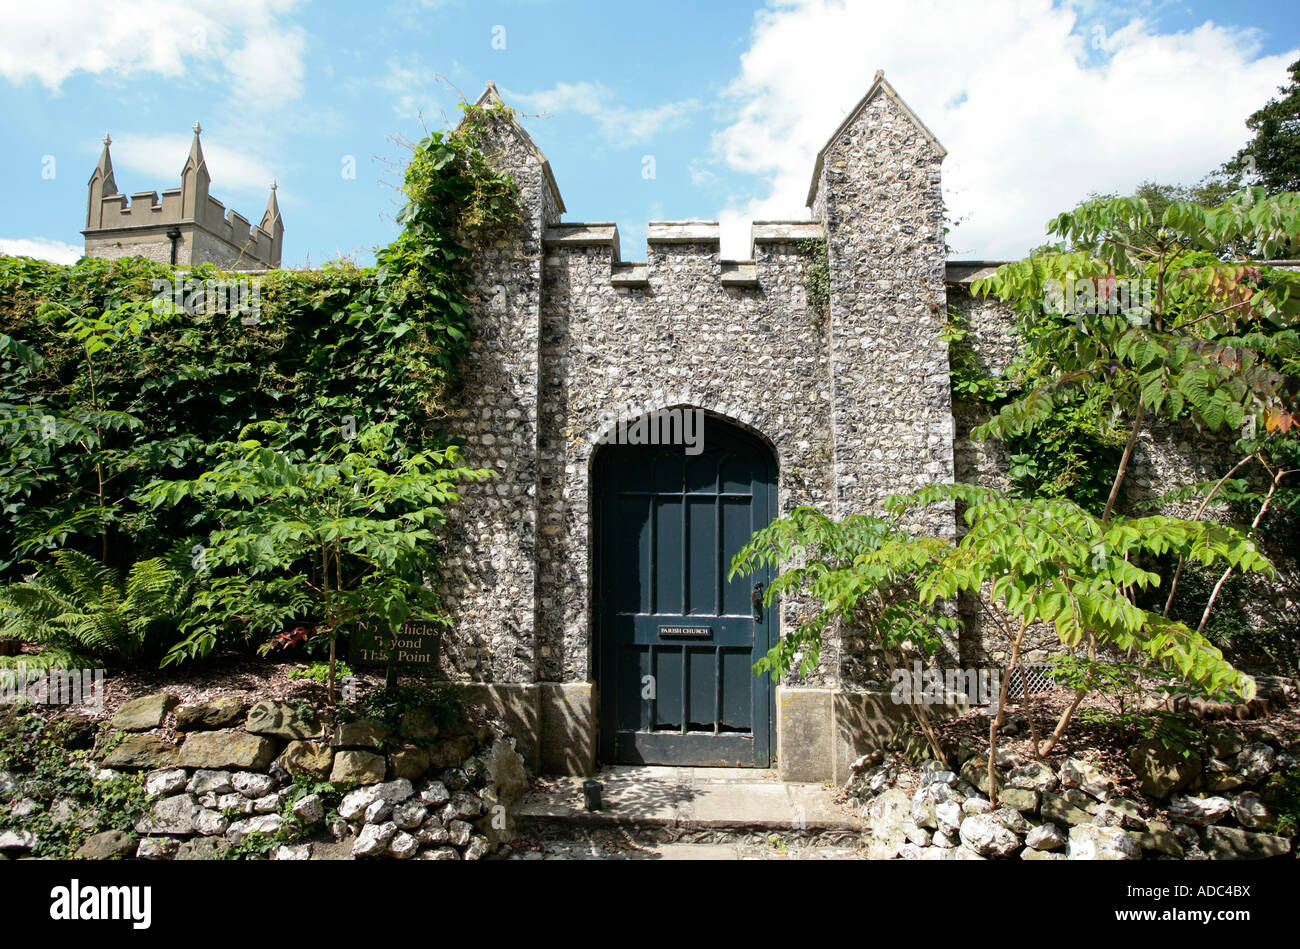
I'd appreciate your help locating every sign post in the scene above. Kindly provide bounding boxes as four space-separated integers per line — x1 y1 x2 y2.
352 618 441 688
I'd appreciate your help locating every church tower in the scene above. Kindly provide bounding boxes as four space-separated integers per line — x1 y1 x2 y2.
82 124 284 271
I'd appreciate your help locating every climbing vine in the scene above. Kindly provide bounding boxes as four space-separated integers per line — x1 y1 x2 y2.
946 299 1129 512
800 238 829 327
0 101 521 666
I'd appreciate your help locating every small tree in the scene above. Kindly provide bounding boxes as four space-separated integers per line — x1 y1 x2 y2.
143 421 491 701
973 189 1300 619
731 506 957 763
896 484 1267 797
1222 58 1300 196
733 187 1299 778
731 486 1269 790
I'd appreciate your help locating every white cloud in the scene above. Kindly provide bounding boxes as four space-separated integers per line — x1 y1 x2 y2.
0 237 83 264
0 0 307 106
712 0 1297 259
378 58 454 122
511 81 701 148
107 131 279 202
226 23 308 106
689 162 720 188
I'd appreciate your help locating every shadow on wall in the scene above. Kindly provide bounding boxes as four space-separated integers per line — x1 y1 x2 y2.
833 690 968 779
449 682 598 777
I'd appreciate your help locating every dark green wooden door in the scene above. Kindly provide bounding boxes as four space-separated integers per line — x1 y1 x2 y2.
594 417 776 767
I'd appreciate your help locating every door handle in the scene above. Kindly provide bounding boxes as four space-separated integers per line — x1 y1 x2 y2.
751 581 764 621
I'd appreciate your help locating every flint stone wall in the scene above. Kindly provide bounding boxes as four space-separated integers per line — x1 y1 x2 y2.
433 80 1285 773
444 81 959 695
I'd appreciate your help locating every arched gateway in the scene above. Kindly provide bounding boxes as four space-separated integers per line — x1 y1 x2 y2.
441 74 958 781
592 414 777 767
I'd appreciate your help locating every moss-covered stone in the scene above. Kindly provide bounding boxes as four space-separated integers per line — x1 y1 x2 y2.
177 729 278 770
111 693 179 731
101 733 180 770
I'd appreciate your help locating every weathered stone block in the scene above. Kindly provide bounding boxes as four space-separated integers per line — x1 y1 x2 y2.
174 696 246 731
1067 824 1141 860
1128 739 1201 799
178 729 278 770
1025 822 1066 851
330 750 387 785
75 830 135 859
959 814 1021 857
332 718 388 749
538 682 594 776
134 793 201 836
245 700 318 740
387 744 431 781
777 687 834 783
1204 826 1291 860
175 837 231 860
102 734 180 770
112 693 179 731
1040 793 1094 827
278 740 334 780
998 788 1040 813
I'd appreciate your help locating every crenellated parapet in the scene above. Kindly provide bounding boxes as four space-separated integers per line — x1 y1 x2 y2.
82 125 283 271
541 219 825 291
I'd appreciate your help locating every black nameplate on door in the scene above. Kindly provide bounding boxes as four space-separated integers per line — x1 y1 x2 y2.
658 626 712 638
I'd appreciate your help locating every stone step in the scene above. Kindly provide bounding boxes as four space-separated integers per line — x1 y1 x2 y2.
513 765 862 835
506 835 869 860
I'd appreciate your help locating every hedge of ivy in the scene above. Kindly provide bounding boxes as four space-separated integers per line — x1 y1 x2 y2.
0 103 520 665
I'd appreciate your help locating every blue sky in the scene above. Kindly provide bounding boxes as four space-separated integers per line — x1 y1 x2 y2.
1 0 1297 267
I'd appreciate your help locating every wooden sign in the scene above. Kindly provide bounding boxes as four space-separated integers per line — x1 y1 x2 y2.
353 619 441 669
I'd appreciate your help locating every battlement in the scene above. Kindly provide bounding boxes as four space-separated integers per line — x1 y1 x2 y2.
542 219 826 290
82 126 282 271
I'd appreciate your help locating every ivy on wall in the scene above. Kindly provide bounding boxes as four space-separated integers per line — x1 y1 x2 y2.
800 238 829 328
946 299 1128 513
0 102 520 663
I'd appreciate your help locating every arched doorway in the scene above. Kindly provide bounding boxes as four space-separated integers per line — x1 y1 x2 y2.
592 412 777 767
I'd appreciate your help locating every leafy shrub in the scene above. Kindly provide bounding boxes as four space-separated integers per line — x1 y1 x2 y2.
287 660 352 684
142 421 490 700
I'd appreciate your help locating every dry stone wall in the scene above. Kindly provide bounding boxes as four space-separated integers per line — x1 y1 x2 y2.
847 707 1299 860
38 692 531 861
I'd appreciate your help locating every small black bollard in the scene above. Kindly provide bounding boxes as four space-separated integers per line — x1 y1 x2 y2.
582 780 603 811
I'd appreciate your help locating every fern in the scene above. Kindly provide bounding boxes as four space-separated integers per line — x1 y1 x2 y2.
0 550 184 665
